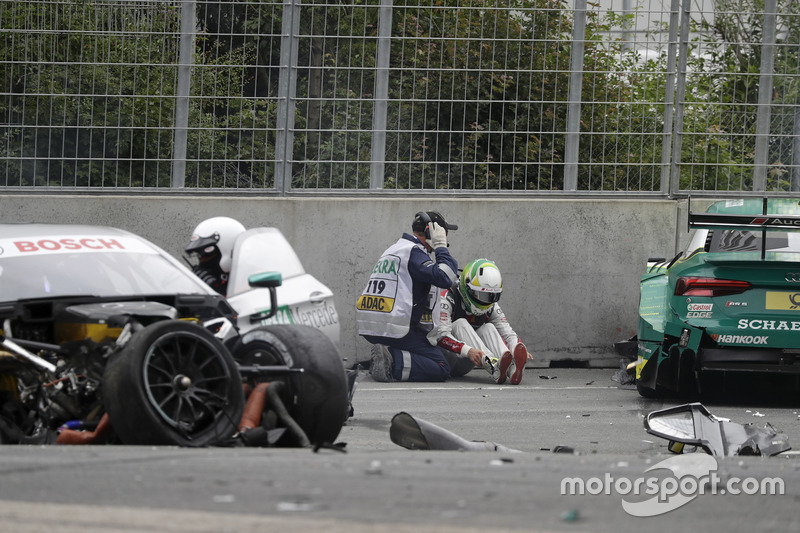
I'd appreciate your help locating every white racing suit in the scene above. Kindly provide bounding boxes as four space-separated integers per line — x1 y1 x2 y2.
428 286 523 380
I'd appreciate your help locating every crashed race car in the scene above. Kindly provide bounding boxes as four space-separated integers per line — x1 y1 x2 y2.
0 223 350 447
186 224 341 347
636 198 800 397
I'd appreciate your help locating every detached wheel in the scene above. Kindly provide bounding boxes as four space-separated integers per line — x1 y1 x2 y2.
229 325 349 446
103 321 244 446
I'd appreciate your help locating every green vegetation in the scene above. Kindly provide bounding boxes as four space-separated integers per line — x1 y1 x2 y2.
0 0 796 191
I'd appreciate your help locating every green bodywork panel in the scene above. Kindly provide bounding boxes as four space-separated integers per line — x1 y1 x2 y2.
635 198 800 387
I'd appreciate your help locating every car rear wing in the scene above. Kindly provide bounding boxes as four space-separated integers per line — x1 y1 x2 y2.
688 197 800 259
689 198 800 232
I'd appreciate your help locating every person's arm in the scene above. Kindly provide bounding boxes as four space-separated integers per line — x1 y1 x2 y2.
434 291 484 365
408 245 457 289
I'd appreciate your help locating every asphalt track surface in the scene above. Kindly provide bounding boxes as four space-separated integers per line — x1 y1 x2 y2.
1 367 799 532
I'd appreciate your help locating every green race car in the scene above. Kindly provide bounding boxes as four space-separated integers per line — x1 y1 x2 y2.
636 198 800 397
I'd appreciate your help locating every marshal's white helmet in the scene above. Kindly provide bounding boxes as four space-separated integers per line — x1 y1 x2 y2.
185 216 246 272
458 259 503 316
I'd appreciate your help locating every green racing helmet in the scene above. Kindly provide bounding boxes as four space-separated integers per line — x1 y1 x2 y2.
459 259 503 316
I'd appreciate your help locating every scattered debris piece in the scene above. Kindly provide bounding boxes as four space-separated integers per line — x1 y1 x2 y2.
365 460 383 475
644 402 790 457
277 502 315 512
539 375 557 380
611 358 635 386
390 412 521 452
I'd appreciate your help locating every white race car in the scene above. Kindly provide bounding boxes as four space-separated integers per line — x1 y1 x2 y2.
225 228 340 347
0 223 350 447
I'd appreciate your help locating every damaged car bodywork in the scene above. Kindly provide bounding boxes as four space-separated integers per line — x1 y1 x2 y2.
0 224 350 447
644 403 790 457
637 198 800 397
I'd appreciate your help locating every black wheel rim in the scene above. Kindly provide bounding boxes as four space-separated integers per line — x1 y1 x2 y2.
143 331 234 435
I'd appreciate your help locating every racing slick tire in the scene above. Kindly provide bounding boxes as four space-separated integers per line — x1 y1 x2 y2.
103 320 244 446
228 325 349 447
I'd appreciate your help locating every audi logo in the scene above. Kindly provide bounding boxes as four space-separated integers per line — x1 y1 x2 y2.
786 273 800 283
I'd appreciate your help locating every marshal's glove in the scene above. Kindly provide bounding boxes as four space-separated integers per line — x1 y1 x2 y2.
429 222 448 249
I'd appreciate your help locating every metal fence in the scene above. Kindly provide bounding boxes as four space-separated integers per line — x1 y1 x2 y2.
1 0 798 195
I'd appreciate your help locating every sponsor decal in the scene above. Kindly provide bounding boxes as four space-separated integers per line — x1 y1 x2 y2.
687 303 713 312
258 305 294 326
738 319 800 330
294 301 339 328
0 236 154 257
765 292 800 311
260 301 339 329
372 258 398 275
711 333 769 345
767 217 800 226
687 312 712 318
356 294 395 312
726 301 748 307
358 254 401 313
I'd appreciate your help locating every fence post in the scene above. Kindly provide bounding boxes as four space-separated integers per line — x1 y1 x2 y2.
563 0 586 191
660 0 681 196
370 0 393 189
668 0 691 197
753 0 778 192
275 0 301 195
171 0 196 188
794 108 800 191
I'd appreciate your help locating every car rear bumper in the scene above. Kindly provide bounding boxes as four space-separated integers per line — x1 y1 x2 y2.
700 347 800 373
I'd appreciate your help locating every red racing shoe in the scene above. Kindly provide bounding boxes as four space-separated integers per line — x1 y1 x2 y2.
510 343 529 385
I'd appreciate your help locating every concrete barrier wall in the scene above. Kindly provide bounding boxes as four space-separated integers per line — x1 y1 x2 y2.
0 195 691 367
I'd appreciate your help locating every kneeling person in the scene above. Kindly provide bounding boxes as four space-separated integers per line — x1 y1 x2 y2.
357 211 459 382
430 259 532 384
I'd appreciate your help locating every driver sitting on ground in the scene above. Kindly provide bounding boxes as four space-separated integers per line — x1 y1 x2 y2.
429 258 533 384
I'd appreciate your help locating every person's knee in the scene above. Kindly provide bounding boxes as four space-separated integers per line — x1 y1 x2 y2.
436 360 450 381
420 357 450 382
478 322 499 335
